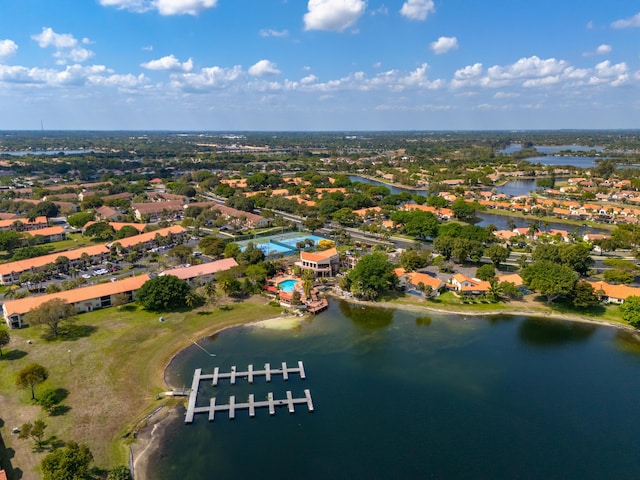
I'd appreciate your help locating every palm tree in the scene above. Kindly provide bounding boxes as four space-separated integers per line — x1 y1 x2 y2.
218 275 234 298
3 285 18 300
203 282 217 305
302 279 313 299
185 291 204 309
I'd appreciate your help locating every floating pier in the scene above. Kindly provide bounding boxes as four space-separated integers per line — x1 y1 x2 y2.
184 361 313 424
185 389 314 423
198 360 306 386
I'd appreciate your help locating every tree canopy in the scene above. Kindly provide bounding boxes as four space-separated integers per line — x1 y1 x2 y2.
16 363 49 400
620 296 640 328
113 225 141 240
347 252 398 300
41 441 94 480
136 275 192 311
0 327 9 356
522 260 578 303
24 298 77 338
84 221 116 241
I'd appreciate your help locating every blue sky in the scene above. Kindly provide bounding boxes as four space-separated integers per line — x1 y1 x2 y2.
0 0 639 130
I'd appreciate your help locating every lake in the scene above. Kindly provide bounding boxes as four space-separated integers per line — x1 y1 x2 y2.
349 175 428 196
146 301 640 480
473 212 609 235
0 149 94 156
494 179 537 197
526 155 602 168
500 144 604 154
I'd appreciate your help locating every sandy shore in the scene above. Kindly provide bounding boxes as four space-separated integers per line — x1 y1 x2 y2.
129 314 301 480
128 299 634 479
340 295 634 332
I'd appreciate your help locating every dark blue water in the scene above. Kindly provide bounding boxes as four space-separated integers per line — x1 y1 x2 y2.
526 156 602 168
474 212 609 235
495 179 537 197
148 301 640 480
349 175 428 196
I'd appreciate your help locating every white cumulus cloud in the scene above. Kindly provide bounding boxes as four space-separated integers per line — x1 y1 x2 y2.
301 74 318 84
141 54 194 72
156 0 218 16
259 29 289 38
31 28 94 65
611 12 640 29
0 39 18 59
304 0 366 32
400 0 435 21
430 36 458 55
583 44 612 57
248 60 281 77
99 0 218 15
176 65 243 91
54 48 95 64
32 28 78 49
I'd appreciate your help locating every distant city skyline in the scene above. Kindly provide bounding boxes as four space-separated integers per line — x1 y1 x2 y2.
0 1 639 130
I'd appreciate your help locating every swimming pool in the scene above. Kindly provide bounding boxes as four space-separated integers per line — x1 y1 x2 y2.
278 279 298 293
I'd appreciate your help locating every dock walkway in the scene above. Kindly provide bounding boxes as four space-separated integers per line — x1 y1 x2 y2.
187 389 314 422
198 360 306 385
185 360 313 424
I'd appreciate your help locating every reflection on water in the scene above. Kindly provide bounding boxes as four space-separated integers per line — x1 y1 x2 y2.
151 303 640 480
518 317 598 346
338 299 394 329
614 329 640 356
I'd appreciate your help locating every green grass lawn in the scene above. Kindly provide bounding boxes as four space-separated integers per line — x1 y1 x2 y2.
0 296 283 474
390 290 625 320
48 232 100 251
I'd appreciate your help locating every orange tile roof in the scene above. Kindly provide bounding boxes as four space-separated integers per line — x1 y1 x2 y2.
84 221 147 232
161 258 238 280
109 225 185 249
403 204 437 213
394 267 406 278
406 272 443 290
0 244 109 276
23 226 66 237
588 281 640 301
496 273 523 287
0 216 48 229
353 206 382 217
460 282 491 292
3 274 150 317
300 247 338 262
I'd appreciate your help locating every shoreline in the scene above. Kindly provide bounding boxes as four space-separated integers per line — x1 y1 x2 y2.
129 313 301 480
128 297 635 479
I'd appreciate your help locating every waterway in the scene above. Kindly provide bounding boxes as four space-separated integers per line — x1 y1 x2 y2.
526 155 602 168
349 175 428 196
0 149 94 156
147 301 640 480
473 212 608 235
499 144 604 154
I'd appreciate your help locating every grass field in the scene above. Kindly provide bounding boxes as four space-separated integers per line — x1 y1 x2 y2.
0 296 283 476
388 290 625 322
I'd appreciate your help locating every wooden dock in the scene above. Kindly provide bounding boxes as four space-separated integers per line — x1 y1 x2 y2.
198 360 306 385
185 361 313 424
185 389 314 423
